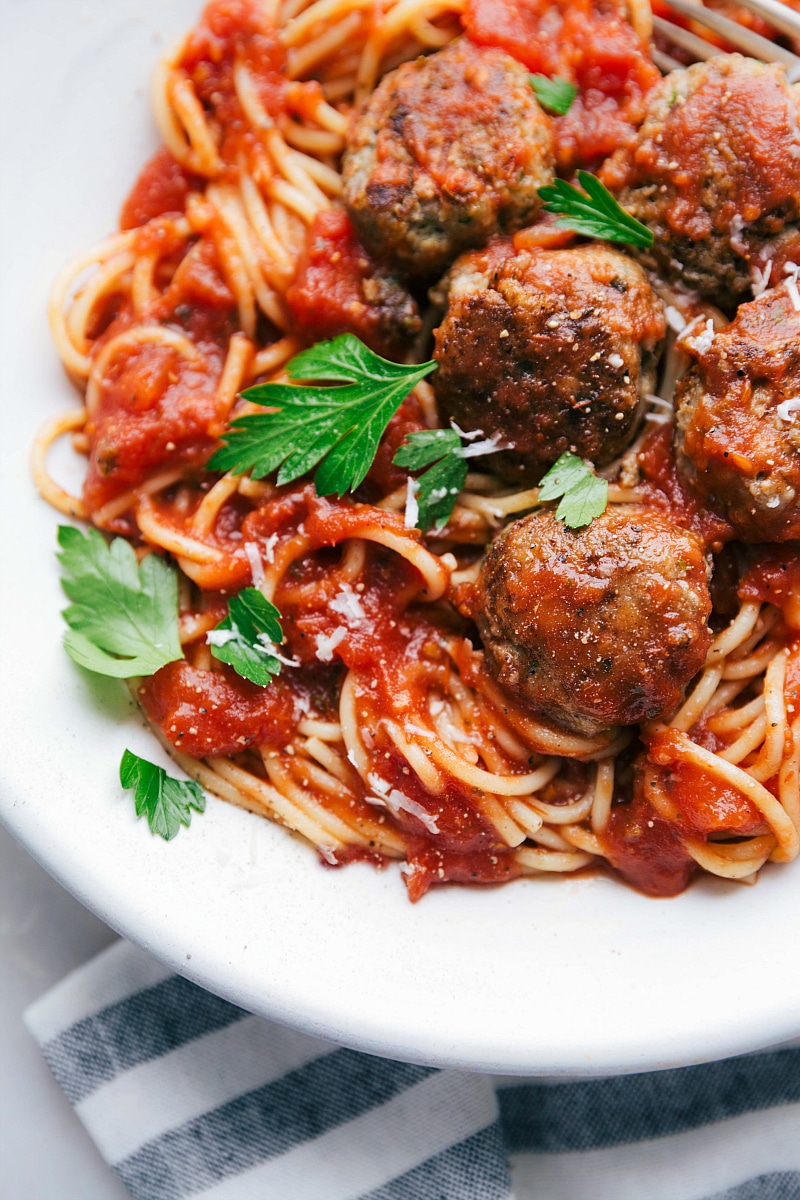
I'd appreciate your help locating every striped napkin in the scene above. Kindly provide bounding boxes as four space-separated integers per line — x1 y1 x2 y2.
24 941 800 1200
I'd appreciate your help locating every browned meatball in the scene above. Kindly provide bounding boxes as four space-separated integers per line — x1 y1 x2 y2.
675 283 800 541
433 242 666 482
342 39 555 280
602 56 800 308
477 508 712 736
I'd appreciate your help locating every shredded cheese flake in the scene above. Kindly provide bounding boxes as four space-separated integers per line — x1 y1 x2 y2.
243 541 264 587
784 262 800 312
366 774 440 834
665 305 687 333
404 476 419 529
329 583 366 624
751 260 772 298
776 397 800 423
315 626 346 662
206 628 237 647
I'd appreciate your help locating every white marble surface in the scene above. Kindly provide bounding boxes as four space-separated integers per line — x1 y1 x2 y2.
0 822 129 1198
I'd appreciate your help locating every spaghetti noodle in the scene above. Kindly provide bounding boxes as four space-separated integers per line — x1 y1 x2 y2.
36 0 800 899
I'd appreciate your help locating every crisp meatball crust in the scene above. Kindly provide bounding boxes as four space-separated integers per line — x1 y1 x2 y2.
433 242 666 482
477 508 712 736
675 283 800 542
602 55 800 307
342 39 555 280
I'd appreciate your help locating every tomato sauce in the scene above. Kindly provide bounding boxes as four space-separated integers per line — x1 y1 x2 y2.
120 148 201 230
739 546 800 609
648 757 765 837
637 424 735 549
602 767 697 896
464 0 659 168
604 795 697 896
180 0 288 174
140 659 301 755
286 209 422 359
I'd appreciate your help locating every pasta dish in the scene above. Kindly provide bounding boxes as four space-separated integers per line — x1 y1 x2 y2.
35 0 800 900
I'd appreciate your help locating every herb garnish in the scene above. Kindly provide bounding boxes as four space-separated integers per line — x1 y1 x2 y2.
119 749 205 840
207 587 285 687
530 74 577 116
538 171 653 249
57 525 183 678
538 452 608 529
394 428 468 532
208 334 437 497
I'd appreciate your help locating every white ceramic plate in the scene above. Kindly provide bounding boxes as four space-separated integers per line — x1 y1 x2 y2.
3 0 800 1076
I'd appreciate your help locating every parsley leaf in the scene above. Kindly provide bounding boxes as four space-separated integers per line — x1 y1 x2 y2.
530 74 577 116
207 588 284 687
119 749 205 841
57 525 183 678
538 171 654 249
208 334 437 497
394 428 468 531
538 452 608 529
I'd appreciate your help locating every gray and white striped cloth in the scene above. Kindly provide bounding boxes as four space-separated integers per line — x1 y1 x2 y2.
24 941 800 1200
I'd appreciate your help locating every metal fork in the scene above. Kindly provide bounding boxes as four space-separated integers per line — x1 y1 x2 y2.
654 0 800 82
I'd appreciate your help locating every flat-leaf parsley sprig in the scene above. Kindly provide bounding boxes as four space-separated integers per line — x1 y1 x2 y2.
529 74 577 116
538 171 653 249
57 525 183 678
538 452 608 529
394 429 467 532
394 425 508 531
206 587 287 687
119 749 205 841
208 334 437 497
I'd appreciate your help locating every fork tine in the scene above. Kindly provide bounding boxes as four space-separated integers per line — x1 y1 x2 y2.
652 14 722 62
652 44 686 73
658 0 800 77
728 0 800 42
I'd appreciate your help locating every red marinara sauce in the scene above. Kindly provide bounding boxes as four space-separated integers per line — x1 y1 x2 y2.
285 208 422 359
463 0 659 169
637 424 735 548
120 147 201 230
180 0 288 172
602 786 697 897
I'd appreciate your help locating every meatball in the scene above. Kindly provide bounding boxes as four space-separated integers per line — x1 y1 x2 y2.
477 508 712 736
675 283 800 542
433 242 666 482
342 39 555 280
602 55 800 307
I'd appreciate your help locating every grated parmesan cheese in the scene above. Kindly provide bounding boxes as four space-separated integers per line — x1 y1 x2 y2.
262 532 279 565
454 431 509 458
665 305 687 333
366 774 440 834
776 397 800 423
688 318 716 355
206 629 237 647
751 260 772 298
255 633 300 667
243 541 264 587
730 213 748 254
450 420 484 440
315 626 346 662
403 722 435 739
784 262 800 312
329 583 366 625
404 476 419 529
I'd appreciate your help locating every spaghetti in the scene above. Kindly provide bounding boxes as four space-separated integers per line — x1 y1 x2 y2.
36 0 800 899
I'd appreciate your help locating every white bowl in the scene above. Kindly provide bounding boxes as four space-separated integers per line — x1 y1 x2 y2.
3 0 800 1076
